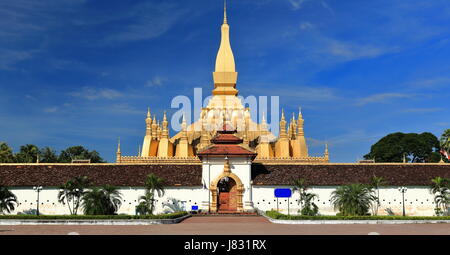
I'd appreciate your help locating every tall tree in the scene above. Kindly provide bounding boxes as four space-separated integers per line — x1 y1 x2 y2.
369 176 386 216
15 144 39 163
0 142 15 163
58 146 105 163
39 147 59 163
292 178 319 216
58 176 90 215
440 129 450 163
430 177 450 215
364 132 440 163
0 185 18 214
137 173 165 215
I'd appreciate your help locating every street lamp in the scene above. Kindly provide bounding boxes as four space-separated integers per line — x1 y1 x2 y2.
398 186 407 216
33 186 43 216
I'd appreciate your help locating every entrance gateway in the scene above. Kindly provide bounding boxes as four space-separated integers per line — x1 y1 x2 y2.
197 125 256 213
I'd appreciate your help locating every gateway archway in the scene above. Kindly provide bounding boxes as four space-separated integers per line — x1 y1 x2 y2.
210 169 244 213
217 177 238 212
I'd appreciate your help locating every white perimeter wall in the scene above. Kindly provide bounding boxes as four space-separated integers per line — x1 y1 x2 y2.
9 187 207 215
7 185 438 216
252 186 437 216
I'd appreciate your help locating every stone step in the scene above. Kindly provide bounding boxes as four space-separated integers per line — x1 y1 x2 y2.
192 212 259 217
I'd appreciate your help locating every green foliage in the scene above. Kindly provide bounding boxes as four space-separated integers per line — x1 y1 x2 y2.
82 185 122 215
440 129 450 163
0 143 106 163
330 184 377 216
0 142 15 163
39 147 58 163
292 178 319 216
58 146 105 163
364 132 441 163
15 144 39 163
139 173 165 215
58 176 90 215
0 185 18 214
430 177 450 215
0 211 188 220
265 210 450 220
163 198 185 214
369 175 386 216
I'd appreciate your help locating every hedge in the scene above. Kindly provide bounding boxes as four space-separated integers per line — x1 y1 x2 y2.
0 211 188 220
265 211 450 220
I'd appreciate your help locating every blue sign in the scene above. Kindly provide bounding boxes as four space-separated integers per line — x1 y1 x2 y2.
191 205 199 211
274 188 292 198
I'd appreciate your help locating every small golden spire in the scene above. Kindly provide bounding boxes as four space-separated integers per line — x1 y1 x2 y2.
223 0 227 24
116 137 122 163
147 107 151 118
223 156 231 173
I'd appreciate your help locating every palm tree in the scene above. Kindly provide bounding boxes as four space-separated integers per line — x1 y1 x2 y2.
369 175 385 216
300 192 319 216
57 176 90 215
163 198 184 213
82 187 107 215
102 185 122 214
292 178 319 216
430 177 450 215
0 185 18 214
441 129 450 162
330 184 377 216
82 186 122 215
138 173 165 214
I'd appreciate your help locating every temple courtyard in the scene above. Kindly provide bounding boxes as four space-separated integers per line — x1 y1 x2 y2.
1 216 450 235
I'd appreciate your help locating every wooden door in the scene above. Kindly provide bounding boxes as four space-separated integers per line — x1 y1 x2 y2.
228 183 237 211
219 192 230 211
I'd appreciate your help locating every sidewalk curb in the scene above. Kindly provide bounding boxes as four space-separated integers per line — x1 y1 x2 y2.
258 211 450 224
0 214 191 225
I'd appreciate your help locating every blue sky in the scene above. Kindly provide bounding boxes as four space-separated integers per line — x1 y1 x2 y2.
0 0 449 162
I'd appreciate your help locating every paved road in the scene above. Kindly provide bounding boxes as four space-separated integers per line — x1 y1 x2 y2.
1 216 450 235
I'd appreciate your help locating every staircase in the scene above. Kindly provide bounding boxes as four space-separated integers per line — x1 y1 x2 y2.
192 211 259 217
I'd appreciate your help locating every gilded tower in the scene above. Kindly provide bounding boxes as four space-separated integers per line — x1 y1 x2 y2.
117 2 329 164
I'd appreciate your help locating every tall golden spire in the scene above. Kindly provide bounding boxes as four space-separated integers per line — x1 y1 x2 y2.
297 107 304 136
279 109 287 139
224 0 227 24
212 0 238 96
162 111 169 139
145 107 152 136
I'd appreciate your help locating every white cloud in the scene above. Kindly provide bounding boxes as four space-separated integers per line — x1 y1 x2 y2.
0 49 35 70
299 22 314 30
43 106 59 113
326 40 395 60
104 2 188 43
288 0 307 10
403 107 443 113
69 87 123 100
407 77 450 89
146 76 167 87
356 93 413 106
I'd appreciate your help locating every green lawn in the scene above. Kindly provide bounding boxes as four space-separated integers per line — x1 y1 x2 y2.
265 211 450 220
0 211 188 220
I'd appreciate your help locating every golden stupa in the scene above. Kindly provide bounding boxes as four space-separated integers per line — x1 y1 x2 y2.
116 3 329 165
